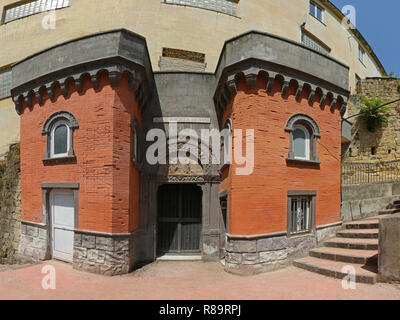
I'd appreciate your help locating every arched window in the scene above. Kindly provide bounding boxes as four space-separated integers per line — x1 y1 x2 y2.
285 114 320 164
51 120 70 158
292 125 310 160
42 111 78 164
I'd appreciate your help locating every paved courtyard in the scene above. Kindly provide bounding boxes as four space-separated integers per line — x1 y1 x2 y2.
0 260 399 300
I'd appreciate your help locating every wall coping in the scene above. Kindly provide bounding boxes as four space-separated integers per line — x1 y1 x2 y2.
11 29 154 114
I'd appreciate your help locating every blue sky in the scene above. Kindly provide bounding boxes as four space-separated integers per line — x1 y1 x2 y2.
331 0 400 76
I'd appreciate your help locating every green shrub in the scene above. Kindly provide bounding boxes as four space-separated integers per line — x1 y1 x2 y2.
357 98 390 132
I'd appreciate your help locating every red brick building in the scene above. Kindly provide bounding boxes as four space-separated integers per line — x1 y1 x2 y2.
11 30 349 275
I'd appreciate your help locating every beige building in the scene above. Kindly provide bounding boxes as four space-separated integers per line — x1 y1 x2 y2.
0 0 386 157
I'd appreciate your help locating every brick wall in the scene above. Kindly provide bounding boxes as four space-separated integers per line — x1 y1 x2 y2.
19 74 140 234
220 76 342 235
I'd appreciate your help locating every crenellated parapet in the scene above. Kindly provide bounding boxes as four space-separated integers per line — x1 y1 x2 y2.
215 67 348 116
213 31 350 118
11 29 154 114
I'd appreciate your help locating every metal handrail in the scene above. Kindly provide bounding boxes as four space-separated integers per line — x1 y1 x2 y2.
342 160 400 185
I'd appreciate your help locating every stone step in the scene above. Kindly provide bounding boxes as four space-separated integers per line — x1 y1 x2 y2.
336 229 379 239
325 237 378 250
364 214 390 220
344 220 379 229
293 256 377 284
309 247 378 264
379 208 400 215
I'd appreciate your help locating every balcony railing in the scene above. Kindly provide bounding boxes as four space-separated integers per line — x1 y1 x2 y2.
342 160 400 185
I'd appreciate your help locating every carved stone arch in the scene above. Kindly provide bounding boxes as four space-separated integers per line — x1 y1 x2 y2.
42 110 79 163
285 113 321 138
42 110 79 135
285 113 321 164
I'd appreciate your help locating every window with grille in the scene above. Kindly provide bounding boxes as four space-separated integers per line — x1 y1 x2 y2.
290 197 311 234
0 68 12 100
164 0 237 16
301 31 330 55
3 0 70 24
287 191 316 236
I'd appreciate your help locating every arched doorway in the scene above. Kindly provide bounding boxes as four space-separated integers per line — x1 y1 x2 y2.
157 184 202 255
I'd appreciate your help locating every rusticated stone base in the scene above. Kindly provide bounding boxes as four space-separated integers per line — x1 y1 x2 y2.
73 230 140 276
225 223 341 275
17 221 49 263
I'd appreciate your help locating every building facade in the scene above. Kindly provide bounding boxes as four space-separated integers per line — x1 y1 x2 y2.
0 0 385 275
0 0 386 157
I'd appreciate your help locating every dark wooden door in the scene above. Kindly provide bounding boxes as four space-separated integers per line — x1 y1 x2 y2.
157 184 202 254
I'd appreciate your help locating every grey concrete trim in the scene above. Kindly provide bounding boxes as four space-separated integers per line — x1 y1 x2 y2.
42 155 77 165
214 30 349 75
341 119 352 142
288 190 317 196
227 231 287 240
21 220 47 228
287 191 317 237
11 29 154 114
203 229 220 236
213 31 350 115
74 228 142 238
153 117 211 124
42 110 79 134
153 71 214 76
286 158 321 166
41 182 80 189
316 221 342 230
285 113 321 137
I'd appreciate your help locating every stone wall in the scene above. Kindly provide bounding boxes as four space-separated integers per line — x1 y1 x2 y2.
341 182 400 222
343 78 400 162
224 224 341 275
0 143 21 264
18 222 49 263
73 230 140 276
378 213 400 281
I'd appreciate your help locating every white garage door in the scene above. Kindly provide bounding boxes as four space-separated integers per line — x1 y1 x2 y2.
50 190 75 262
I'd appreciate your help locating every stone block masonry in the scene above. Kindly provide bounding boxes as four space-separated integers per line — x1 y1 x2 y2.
17 222 48 263
344 78 400 162
0 143 22 264
73 230 140 276
225 224 341 275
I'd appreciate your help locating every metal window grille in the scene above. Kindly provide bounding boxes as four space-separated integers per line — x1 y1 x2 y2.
0 68 12 99
164 0 237 16
290 197 311 234
301 31 330 55
3 0 69 23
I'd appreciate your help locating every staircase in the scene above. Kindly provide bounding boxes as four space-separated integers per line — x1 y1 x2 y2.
294 200 400 284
